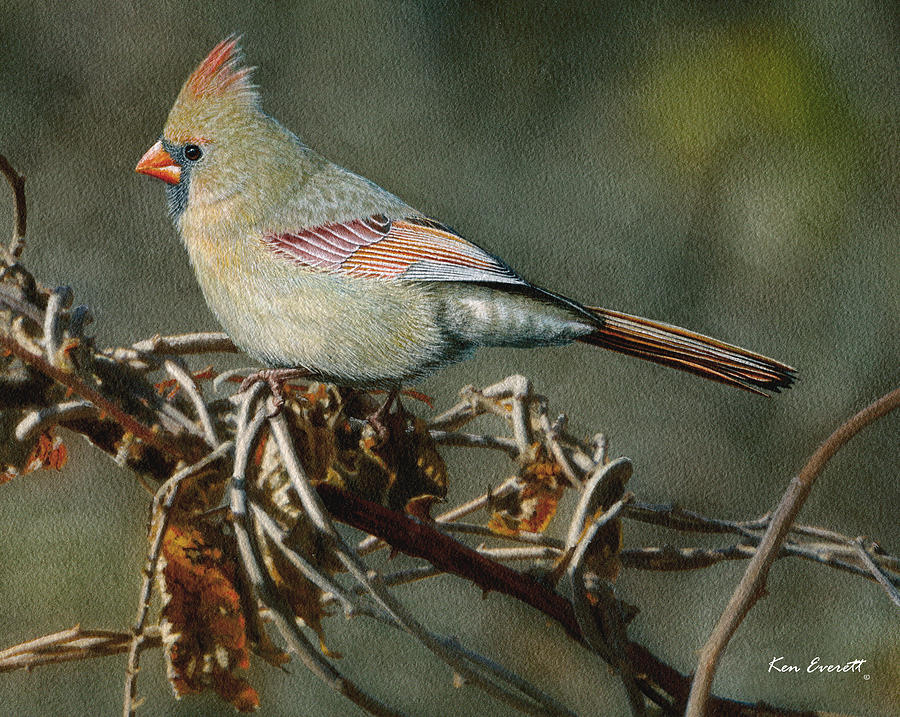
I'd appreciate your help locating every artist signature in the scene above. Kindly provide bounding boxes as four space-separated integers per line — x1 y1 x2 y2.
768 656 869 679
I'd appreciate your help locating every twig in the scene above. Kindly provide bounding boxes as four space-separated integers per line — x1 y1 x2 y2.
362 610 577 717
591 433 608 465
625 501 766 538
623 503 898 585
0 283 42 324
428 375 531 431
122 441 233 717
104 332 237 372
429 430 519 456
68 304 92 337
41 286 73 361
620 541 898 586
686 386 900 716
163 359 219 447
0 331 188 461
535 403 580 487
508 375 533 455
853 537 900 607
320 566 446 608
0 154 27 259
0 626 160 673
250 502 358 617
230 391 399 717
477 546 562 561
565 457 632 551
269 413 568 716
439 522 564 548
129 331 235 355
15 399 95 442
566 494 643 714
435 476 521 524
155 399 207 440
357 474 521 556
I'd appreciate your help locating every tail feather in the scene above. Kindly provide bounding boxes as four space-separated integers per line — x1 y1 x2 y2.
578 307 797 395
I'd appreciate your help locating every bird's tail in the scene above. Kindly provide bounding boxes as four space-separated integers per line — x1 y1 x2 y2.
577 307 797 395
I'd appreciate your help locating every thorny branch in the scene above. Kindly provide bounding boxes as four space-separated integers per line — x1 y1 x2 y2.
1 154 897 716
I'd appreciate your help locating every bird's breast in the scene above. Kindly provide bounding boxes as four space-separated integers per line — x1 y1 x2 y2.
180 219 452 385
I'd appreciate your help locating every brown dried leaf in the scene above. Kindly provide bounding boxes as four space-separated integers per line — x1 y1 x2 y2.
2 429 68 485
270 386 448 514
256 515 339 654
580 513 624 584
488 449 563 536
158 522 259 712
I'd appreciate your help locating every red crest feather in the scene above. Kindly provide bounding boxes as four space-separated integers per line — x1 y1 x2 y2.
185 35 254 100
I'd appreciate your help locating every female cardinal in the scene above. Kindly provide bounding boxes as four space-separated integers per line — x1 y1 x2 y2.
136 37 795 409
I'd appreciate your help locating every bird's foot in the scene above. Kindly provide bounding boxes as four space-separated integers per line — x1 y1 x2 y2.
366 388 400 443
240 368 311 416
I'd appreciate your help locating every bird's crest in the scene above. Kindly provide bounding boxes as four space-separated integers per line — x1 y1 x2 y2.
184 35 255 101
165 35 260 144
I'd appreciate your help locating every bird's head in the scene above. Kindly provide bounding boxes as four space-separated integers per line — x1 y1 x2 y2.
136 36 265 218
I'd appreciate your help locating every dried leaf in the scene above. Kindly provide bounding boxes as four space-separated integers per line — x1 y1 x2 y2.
580 514 624 584
158 522 259 712
1 429 68 485
271 385 448 514
488 450 563 536
256 515 339 654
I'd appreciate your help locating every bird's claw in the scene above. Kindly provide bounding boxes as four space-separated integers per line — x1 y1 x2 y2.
366 388 400 443
239 368 308 417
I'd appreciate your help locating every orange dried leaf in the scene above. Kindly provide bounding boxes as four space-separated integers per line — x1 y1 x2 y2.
154 377 179 397
19 431 69 476
488 452 564 536
191 365 217 382
158 522 257 711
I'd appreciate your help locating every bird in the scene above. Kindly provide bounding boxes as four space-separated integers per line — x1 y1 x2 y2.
136 37 795 416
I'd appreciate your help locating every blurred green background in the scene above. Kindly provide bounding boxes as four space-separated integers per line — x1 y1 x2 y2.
1 1 897 715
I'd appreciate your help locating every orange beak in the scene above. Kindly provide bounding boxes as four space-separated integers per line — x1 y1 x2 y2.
135 140 181 185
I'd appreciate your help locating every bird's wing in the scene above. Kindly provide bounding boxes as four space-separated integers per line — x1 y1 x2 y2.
262 215 527 285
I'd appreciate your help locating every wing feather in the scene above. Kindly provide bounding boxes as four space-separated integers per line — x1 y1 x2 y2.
262 215 526 285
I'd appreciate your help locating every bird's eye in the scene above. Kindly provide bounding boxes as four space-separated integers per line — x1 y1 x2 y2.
184 144 203 161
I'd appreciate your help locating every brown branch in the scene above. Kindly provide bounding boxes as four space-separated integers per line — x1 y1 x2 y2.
686 386 900 716
314 483 814 716
0 154 26 259
0 331 188 461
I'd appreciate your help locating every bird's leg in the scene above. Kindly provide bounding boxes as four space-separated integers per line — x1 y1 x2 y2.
367 387 400 442
240 368 311 416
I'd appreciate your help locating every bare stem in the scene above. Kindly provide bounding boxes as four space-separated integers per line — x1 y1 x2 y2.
0 331 187 461
686 386 900 716
1 626 160 674
0 154 26 259
852 537 900 607
122 441 233 717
